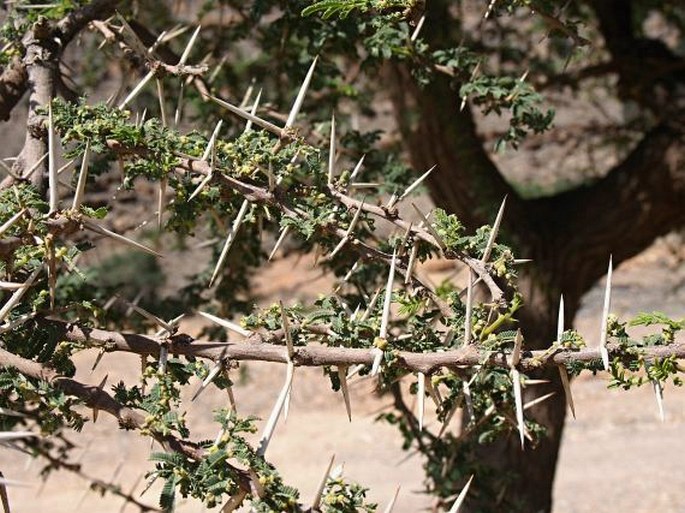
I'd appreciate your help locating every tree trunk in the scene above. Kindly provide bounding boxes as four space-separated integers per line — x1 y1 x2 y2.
384 57 574 510
382 5 685 506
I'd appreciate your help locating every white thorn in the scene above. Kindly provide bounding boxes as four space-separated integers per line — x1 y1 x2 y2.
209 200 250 287
192 362 223 401
558 369 575 419
484 0 498 19
336 259 360 291
157 178 167 231
72 142 90 210
448 475 474 513
523 391 556 411
0 431 38 441
652 377 665 422
411 203 446 251
0 208 26 237
188 171 213 202
599 255 613 371
0 266 42 323
398 165 436 203
328 199 364 259
380 250 397 339
208 95 283 136
410 15 426 42
462 380 474 423
118 296 173 334
328 115 336 185
269 226 290 261
158 344 168 374
197 311 252 337
91 374 108 422
56 157 75 176
361 287 381 323
345 363 364 380
512 368 525 449
0 476 32 487
82 219 163 258
382 485 401 513
417 372 426 431
178 25 201 65
404 241 419 285
370 348 383 376
385 193 398 210
311 455 336 510
244 88 263 133
118 70 155 110
238 80 255 109
257 361 294 456
21 152 48 180
347 154 366 185
280 301 294 360
154 313 184 338
201 120 223 161
285 57 319 129
155 78 167 126
557 294 576 418
0 311 38 335
174 82 185 125
464 270 474 345
338 366 352 421
481 196 507 264
48 102 58 213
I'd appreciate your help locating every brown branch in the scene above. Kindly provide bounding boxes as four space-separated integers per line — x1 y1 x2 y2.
0 344 253 491
178 152 504 304
528 1 591 47
17 441 160 512
41 318 685 376
0 1 122 124
0 57 28 121
55 0 122 44
90 21 208 79
529 116 685 303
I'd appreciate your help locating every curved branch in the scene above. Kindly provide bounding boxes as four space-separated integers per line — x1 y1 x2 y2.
0 58 28 121
530 117 685 302
383 61 522 230
0 344 252 486
55 0 121 44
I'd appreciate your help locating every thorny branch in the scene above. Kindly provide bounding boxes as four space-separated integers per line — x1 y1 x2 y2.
13 440 160 512
40 318 685 376
90 21 209 79
0 344 255 494
170 146 503 303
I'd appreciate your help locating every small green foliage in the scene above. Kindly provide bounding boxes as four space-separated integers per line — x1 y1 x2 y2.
432 208 464 252
302 0 412 19
320 477 376 512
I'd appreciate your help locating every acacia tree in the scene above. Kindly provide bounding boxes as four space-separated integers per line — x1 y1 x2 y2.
0 2 683 513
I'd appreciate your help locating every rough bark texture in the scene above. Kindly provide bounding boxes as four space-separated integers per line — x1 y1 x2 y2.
384 1 685 511
0 0 122 190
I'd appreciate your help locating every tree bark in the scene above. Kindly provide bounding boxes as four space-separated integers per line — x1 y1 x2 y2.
0 0 122 190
